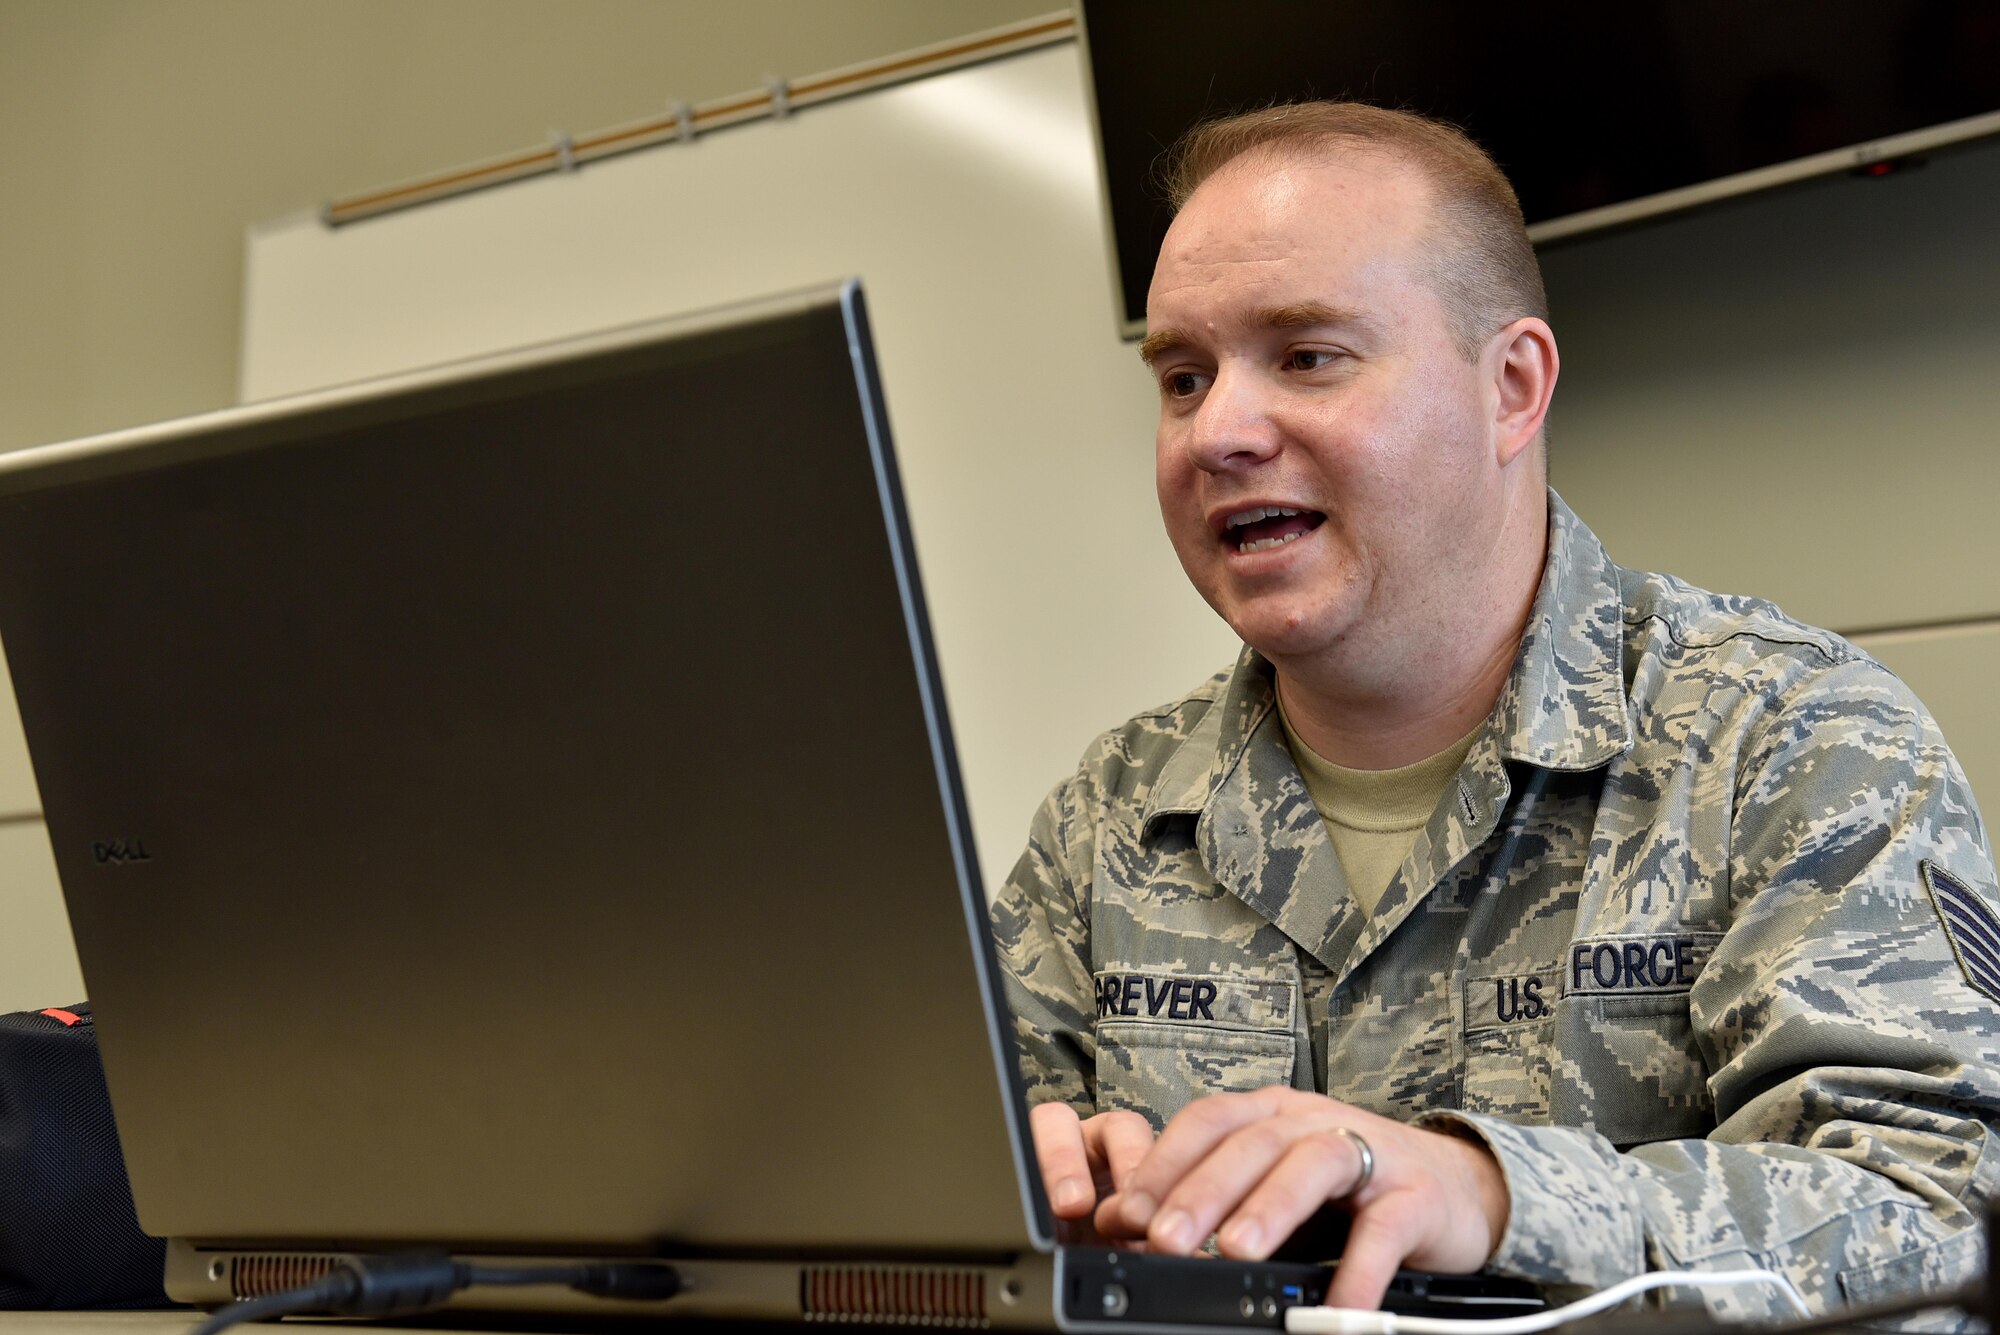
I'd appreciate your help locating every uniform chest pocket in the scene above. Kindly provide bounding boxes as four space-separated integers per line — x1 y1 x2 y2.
1092 968 1298 1130
1554 990 1714 1146
1465 979 1713 1145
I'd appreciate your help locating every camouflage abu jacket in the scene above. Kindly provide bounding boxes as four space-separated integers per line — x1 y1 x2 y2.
993 491 2000 1318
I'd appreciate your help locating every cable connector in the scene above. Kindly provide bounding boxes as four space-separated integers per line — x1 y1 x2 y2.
567 1262 684 1301
1284 1308 1396 1335
332 1252 467 1317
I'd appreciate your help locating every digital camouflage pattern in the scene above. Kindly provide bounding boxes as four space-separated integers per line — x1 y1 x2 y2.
993 491 2000 1320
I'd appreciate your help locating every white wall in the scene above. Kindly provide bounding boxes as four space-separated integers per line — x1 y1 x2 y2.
0 0 1048 456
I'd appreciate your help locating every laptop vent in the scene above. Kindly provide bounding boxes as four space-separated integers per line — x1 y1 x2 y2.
228 1253 345 1300
802 1266 988 1325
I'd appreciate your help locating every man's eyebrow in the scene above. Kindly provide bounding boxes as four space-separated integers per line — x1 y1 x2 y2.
1260 301 1374 333
1137 327 1189 368
1138 302 1375 368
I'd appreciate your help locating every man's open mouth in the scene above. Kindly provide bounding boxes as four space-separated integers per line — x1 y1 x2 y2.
1225 506 1327 553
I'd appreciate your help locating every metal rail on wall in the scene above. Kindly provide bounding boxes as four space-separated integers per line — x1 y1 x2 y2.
319 11 1077 227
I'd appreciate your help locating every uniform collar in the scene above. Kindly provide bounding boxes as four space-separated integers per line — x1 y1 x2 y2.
1141 488 1630 834
1493 490 1632 771
1143 643 1275 831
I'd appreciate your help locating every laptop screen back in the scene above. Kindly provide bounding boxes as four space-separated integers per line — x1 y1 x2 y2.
0 283 1046 1257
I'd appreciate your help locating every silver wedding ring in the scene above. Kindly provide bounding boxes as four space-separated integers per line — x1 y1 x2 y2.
1329 1126 1374 1197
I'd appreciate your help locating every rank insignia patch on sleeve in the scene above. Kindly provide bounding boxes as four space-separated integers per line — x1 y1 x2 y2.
1922 860 2000 1003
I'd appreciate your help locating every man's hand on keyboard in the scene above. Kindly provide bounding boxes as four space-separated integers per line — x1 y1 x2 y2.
1029 1102 1157 1248
1099 1088 1510 1309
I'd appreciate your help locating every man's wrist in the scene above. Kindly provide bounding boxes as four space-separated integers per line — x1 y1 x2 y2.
1419 1115 1511 1265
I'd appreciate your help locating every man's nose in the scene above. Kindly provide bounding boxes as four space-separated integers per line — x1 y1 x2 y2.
1184 369 1280 473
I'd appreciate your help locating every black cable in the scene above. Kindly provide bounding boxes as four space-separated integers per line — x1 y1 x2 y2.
463 1260 684 1300
188 1270 366 1335
188 1253 681 1335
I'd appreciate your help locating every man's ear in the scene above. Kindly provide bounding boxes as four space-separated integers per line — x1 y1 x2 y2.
1486 318 1558 468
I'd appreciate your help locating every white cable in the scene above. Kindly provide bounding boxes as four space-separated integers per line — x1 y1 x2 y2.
1284 1268 1812 1335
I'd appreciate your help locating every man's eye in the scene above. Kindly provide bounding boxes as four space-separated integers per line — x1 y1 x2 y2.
1285 349 1341 371
1163 371 1208 398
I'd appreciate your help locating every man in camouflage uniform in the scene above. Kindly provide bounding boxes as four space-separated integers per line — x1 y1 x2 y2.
992 101 2000 1318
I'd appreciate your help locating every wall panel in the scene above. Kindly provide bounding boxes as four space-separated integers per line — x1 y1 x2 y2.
1544 136 2000 635
0 820 82 1014
1853 622 2000 817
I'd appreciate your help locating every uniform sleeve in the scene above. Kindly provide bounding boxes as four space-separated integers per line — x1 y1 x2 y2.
991 771 1101 1116
1427 660 2000 1320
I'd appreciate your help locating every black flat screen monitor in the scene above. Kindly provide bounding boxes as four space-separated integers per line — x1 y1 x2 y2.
1080 0 2000 336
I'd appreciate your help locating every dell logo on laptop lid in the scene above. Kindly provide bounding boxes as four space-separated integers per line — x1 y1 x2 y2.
91 839 151 866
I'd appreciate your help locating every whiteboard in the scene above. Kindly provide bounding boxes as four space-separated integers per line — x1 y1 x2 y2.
241 44 1237 897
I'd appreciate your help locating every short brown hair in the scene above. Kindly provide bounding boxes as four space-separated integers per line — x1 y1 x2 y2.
1164 102 1547 361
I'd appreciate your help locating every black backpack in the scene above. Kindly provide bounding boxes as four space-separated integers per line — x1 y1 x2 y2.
0 1004 173 1308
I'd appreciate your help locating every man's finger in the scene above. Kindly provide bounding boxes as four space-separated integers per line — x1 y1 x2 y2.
1091 1188 1160 1242
1142 1111 1326 1254
1322 1200 1423 1311
1085 1109 1156 1193
1214 1128 1370 1261
1119 1090 1285 1232
1029 1102 1096 1218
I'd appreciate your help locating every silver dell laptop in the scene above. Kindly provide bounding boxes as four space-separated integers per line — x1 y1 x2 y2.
0 282 1536 1329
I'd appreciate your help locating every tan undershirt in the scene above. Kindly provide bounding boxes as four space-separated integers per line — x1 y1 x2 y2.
1277 703 1482 916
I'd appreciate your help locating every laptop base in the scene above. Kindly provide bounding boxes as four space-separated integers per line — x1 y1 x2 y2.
169 1242 1543 1331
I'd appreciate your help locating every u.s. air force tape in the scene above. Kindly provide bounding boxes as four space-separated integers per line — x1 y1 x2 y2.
1923 860 2000 1004
1563 932 1721 997
1464 933 1722 1032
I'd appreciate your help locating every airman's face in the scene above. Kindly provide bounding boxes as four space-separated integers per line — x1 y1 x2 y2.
1145 152 1505 668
